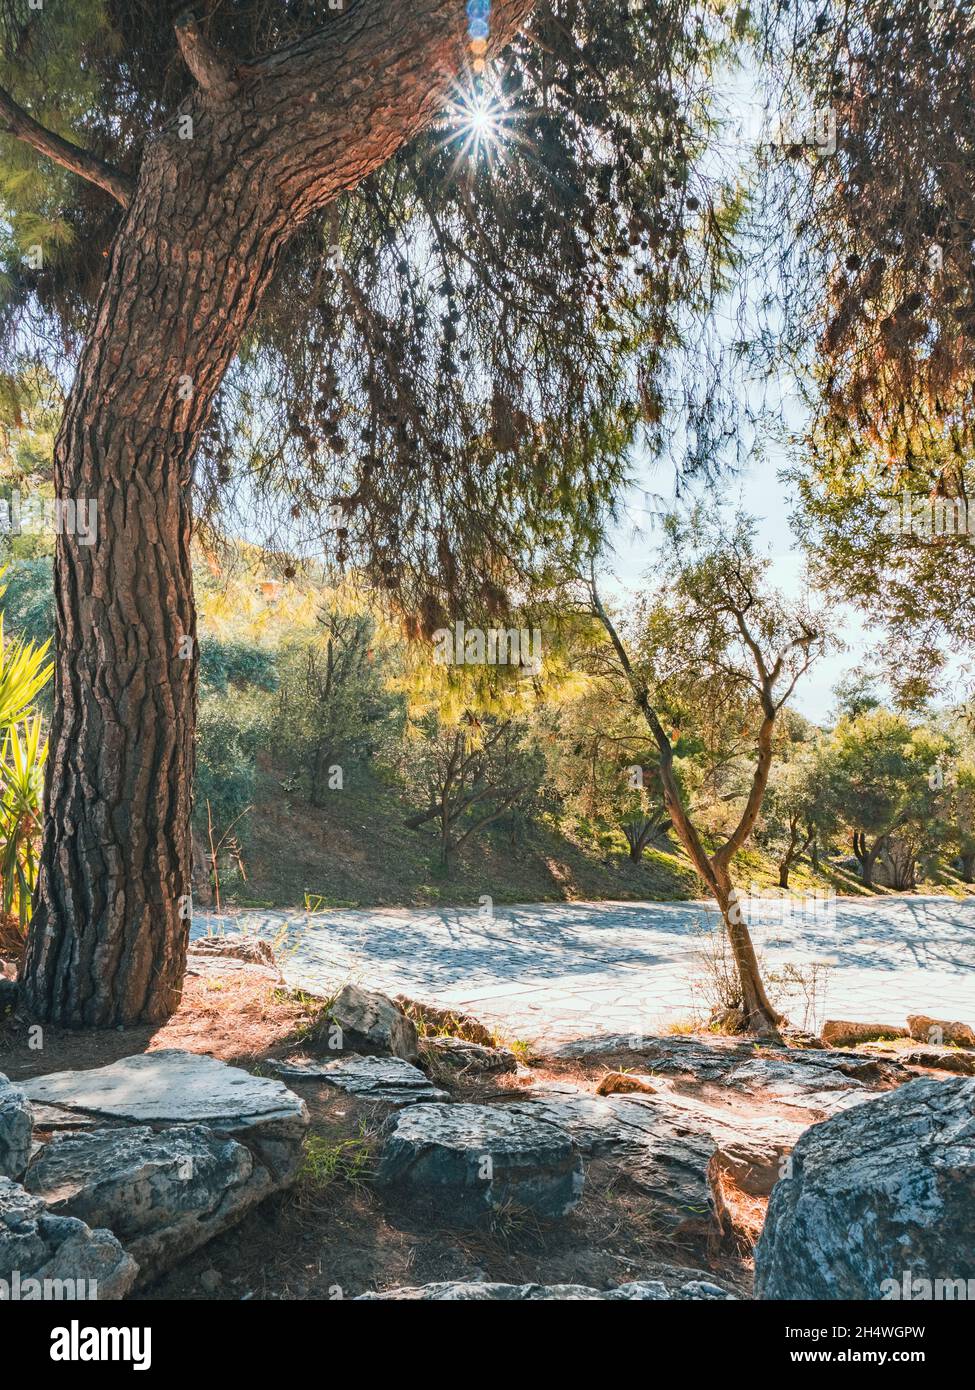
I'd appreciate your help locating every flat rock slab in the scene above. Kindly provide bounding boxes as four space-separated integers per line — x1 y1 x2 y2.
23 1050 308 1182
357 1278 736 1300
23 1049 306 1134
188 936 279 969
548 1036 908 1122
0 1176 136 1300
185 954 284 986
756 1076 975 1300
0 1072 32 1181
716 1057 880 1119
377 1103 584 1224
24 1123 280 1285
29 1104 98 1132
266 1054 448 1106
902 1047 975 1075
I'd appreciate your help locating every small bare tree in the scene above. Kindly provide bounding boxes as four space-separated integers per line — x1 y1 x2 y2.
405 717 542 869
584 514 827 1035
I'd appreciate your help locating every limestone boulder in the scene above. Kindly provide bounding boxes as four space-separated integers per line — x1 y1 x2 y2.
821 1020 904 1048
326 984 418 1062
0 1176 136 1300
0 1072 32 1180
24 1122 286 1284
907 1015 975 1049
377 1102 584 1224
755 1076 975 1300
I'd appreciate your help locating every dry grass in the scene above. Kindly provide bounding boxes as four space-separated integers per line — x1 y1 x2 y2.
708 1157 768 1254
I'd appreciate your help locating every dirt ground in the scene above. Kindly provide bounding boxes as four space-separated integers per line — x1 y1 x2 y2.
0 968 754 1301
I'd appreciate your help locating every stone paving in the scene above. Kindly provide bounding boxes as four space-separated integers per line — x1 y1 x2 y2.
193 895 975 1046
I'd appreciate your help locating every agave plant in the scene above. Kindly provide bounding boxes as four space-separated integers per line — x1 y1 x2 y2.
0 569 53 932
0 716 48 929
0 615 53 727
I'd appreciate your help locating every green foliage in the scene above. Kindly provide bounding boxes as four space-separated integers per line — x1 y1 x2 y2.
271 610 403 806
0 713 45 928
824 709 942 844
0 0 740 622
199 635 278 696
299 1131 375 1195
402 714 545 869
0 557 53 651
194 695 264 835
0 567 51 929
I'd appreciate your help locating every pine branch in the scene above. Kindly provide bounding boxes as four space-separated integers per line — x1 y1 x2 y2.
174 12 238 101
0 85 133 208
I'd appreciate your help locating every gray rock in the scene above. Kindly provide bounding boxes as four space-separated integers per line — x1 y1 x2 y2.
266 1054 448 1106
356 1278 736 1300
509 1089 803 1228
717 1054 905 1119
29 1104 97 1132
24 1123 285 1285
549 1034 756 1075
421 1036 517 1077
907 1015 975 1049
548 1035 908 1107
188 936 279 969
0 1176 137 1300
23 1050 308 1181
755 1076 975 1300
717 1059 867 1118
0 1073 32 1180
377 1103 584 1224
327 984 418 1062
902 1047 975 1075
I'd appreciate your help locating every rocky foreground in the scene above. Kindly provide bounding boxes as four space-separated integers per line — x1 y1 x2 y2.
1 938 973 1300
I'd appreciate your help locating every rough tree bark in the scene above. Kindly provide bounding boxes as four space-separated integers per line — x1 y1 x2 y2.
20 0 536 1026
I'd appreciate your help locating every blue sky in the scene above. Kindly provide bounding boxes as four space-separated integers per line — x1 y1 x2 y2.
605 442 870 726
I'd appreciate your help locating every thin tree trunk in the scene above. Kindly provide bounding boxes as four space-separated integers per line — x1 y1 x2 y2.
713 863 783 1035
589 580 785 1036
21 0 536 1026
658 759 782 1035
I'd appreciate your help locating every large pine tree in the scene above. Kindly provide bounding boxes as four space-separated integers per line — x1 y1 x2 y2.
1 0 726 1024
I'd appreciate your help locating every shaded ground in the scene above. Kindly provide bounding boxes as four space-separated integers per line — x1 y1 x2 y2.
195 894 975 1045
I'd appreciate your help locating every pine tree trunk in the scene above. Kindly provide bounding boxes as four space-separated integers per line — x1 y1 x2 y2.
21 146 290 1025
21 0 536 1026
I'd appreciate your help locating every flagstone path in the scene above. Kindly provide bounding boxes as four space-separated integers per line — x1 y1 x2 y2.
193 894 974 1046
